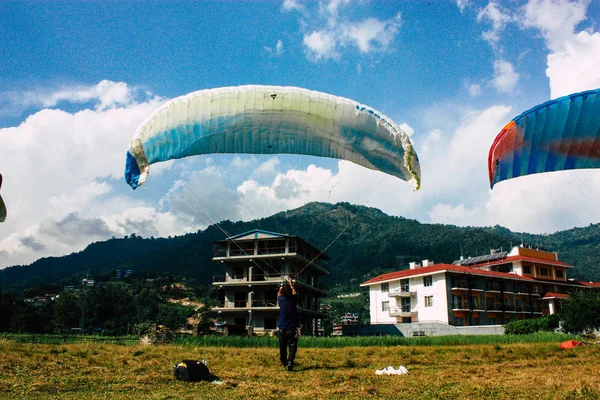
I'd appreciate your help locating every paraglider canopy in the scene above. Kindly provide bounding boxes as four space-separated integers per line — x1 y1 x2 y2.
488 88 600 188
125 85 421 190
559 340 585 349
0 173 6 223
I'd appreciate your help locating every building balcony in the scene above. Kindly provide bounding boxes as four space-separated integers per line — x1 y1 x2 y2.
212 301 329 318
390 306 412 317
515 305 542 313
213 246 329 273
389 287 414 297
212 300 278 311
484 283 504 292
212 274 327 295
485 303 503 312
213 273 281 284
451 280 469 290
452 302 471 311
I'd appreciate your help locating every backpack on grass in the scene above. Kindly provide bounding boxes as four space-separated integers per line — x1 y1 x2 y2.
173 360 213 382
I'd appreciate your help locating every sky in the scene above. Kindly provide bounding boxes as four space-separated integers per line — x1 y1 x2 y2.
1 0 600 269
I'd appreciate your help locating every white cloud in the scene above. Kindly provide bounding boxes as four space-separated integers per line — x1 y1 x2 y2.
48 182 113 217
521 0 589 52
419 128 443 154
474 3 520 95
254 157 281 176
492 59 520 93
429 203 479 225
0 87 172 267
103 206 193 239
546 31 600 97
477 2 512 47
418 105 513 197
518 0 599 98
303 30 339 61
264 39 284 55
468 83 482 96
282 0 303 12
231 156 255 169
167 167 244 227
341 13 402 53
487 170 600 233
456 0 470 13
2 80 138 116
293 1 403 62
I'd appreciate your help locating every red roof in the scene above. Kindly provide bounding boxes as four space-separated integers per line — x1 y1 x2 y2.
474 255 573 268
361 263 537 286
577 281 600 288
542 292 569 299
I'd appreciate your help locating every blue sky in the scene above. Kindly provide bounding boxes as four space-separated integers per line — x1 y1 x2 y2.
1 0 600 268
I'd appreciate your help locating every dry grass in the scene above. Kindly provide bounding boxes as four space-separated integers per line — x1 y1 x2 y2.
0 339 598 399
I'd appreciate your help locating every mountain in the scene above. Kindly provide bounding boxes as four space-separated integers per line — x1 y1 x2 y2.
1 202 599 293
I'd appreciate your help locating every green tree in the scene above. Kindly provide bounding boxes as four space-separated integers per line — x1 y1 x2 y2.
9 299 52 333
0 291 16 332
52 290 80 333
560 290 600 334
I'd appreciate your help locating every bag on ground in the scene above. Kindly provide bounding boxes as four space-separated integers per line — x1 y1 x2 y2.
173 359 212 382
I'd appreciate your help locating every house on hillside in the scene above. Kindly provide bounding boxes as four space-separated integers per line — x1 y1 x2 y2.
211 229 329 336
361 246 600 332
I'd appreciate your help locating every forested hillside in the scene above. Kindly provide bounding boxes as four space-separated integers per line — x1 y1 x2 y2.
1 202 599 293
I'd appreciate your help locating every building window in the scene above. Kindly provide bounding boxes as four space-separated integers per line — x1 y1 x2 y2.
489 318 496 325
455 317 463 326
523 265 531 274
556 270 564 278
540 268 549 276
381 282 389 293
452 295 462 309
424 295 433 307
423 276 433 287
382 301 389 312
402 317 412 323
400 279 409 292
401 297 411 312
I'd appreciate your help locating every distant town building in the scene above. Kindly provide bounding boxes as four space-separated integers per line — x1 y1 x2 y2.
361 246 600 327
24 295 57 306
82 278 96 287
116 269 134 278
332 312 360 336
337 293 361 298
211 229 329 336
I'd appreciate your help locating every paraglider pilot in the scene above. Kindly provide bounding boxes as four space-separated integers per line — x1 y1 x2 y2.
278 277 299 371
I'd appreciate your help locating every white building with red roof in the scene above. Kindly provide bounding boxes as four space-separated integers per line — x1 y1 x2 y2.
361 246 600 332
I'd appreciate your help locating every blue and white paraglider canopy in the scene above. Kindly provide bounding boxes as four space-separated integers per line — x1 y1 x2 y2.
125 85 421 190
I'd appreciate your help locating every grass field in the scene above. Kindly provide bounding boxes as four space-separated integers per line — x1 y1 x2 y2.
1 334 599 400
